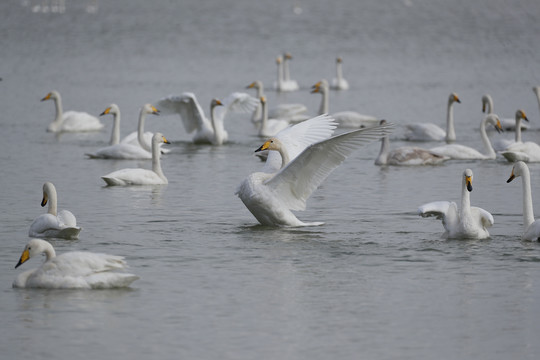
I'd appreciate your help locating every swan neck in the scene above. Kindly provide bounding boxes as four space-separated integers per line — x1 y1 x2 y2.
110 111 121 145
375 136 389 165
479 117 496 159
319 86 329 115
336 62 344 80
278 144 291 169
446 100 456 143
43 242 56 261
46 186 58 216
152 139 165 180
284 58 291 81
251 85 264 123
260 100 268 132
48 96 64 131
210 104 225 145
520 166 535 228
277 61 283 89
515 117 522 143
535 89 540 117
138 109 151 152
486 96 494 114
461 178 471 214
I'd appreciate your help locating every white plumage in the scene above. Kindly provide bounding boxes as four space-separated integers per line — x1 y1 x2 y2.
331 57 349 91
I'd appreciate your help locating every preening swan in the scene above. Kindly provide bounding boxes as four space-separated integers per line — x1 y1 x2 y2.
258 96 290 137
506 161 540 241
13 239 139 289
85 104 153 160
404 93 461 142
157 92 258 145
247 80 308 123
29 182 81 240
418 169 494 239
375 120 448 166
482 94 528 131
41 90 104 133
501 110 540 162
331 57 349 90
311 79 378 128
101 133 170 186
275 55 299 92
429 114 503 160
236 115 394 227
118 103 169 154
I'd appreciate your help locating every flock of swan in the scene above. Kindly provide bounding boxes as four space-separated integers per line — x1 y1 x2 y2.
13 60 540 289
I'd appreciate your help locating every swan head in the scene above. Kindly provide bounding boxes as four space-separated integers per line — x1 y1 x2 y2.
247 81 262 90
41 181 56 207
260 96 266 105
210 99 223 109
481 94 493 113
336 57 343 63
255 137 282 153
284 52 293 60
100 104 119 117
507 161 528 183
463 169 473 192
15 239 52 269
515 109 529 122
41 90 60 102
276 56 283 65
533 87 539 96
142 104 160 116
152 132 170 145
449 92 461 104
485 114 503 133
311 79 329 93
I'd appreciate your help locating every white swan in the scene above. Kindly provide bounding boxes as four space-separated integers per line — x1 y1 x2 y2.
375 120 448 166
429 114 503 160
101 133 170 186
258 96 290 137
311 79 379 128
158 92 258 145
13 239 139 289
118 103 169 154
501 110 540 162
41 90 104 133
533 86 540 118
404 93 460 142
247 80 308 123
275 55 299 92
29 182 81 240
418 169 494 239
85 104 153 160
236 116 393 226
482 94 528 131
506 161 540 241
331 57 349 90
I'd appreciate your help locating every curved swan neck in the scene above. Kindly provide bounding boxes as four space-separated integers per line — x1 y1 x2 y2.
318 84 329 115
48 94 64 131
479 117 496 159
520 165 535 228
484 95 494 114
42 241 57 261
375 136 389 165
110 110 121 145
45 184 58 216
137 108 151 152
446 98 456 143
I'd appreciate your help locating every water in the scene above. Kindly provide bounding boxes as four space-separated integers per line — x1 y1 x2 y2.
1 0 540 359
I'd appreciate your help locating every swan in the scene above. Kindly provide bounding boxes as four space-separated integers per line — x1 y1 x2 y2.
282 52 300 91
490 108 529 152
274 55 299 92
482 94 528 131
236 115 393 227
331 57 349 90
506 161 540 241
429 114 503 160
101 133 170 186
157 92 258 145
258 96 290 137
85 104 153 160
118 103 170 154
534 86 540 118
418 169 494 239
311 79 379 128
404 93 461 142
41 90 104 133
375 120 448 166
29 182 81 240
13 239 139 289
501 110 540 162
247 80 308 123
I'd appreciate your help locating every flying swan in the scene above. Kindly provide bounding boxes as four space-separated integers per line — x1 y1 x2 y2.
418 169 494 239
506 161 540 241
13 238 139 289
236 115 394 226
41 90 104 133
331 57 349 91
29 182 81 240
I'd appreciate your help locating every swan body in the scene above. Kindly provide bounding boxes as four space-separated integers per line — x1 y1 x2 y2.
405 93 461 142
158 92 258 145
85 104 153 160
375 120 448 166
482 94 528 131
312 79 378 128
258 96 290 137
429 114 503 160
236 116 394 227
101 133 170 186
247 80 308 123
506 161 540 241
41 90 104 133
418 169 494 239
275 55 299 92
501 110 540 162
331 57 349 90
13 239 139 289
29 182 81 240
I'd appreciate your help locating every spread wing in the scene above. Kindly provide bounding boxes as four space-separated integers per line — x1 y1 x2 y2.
157 92 209 133
215 92 259 122
418 201 459 231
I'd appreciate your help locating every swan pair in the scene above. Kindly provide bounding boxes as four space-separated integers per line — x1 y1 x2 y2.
311 79 379 128
507 161 540 241
157 92 258 145
101 133 170 186
41 90 104 133
275 53 299 92
13 238 139 289
482 94 528 131
247 80 308 123
236 115 394 227
418 169 494 239
500 110 540 162
29 182 81 240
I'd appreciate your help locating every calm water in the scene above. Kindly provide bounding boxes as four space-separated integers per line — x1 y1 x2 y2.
1 0 540 359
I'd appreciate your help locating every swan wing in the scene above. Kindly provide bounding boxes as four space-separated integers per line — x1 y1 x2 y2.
418 201 459 232
157 93 209 133
405 123 446 141
86 143 152 160
471 206 494 228
102 169 165 186
265 123 393 211
57 210 77 227
523 220 540 241
215 92 259 122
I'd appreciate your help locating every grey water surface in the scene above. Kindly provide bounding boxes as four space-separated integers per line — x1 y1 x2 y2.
1 0 540 359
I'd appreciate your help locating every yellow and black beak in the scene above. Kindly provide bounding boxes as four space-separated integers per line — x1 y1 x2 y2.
41 93 52 102
311 82 321 94
466 175 473 192
151 106 160 115
15 249 30 269
494 119 503 134
454 95 461 103
41 193 48 207
246 82 255 89
100 107 111 116
507 170 516 183
255 140 271 153
162 136 170 145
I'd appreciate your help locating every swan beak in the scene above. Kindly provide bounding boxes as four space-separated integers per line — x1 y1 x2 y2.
311 84 321 94
260 96 266 103
454 95 461 103
507 170 516 183
494 119 503 133
520 110 529 122
162 136 170 144
255 140 271 152
100 107 111 116
151 106 160 115
41 193 48 207
466 176 473 192
41 93 52 102
15 249 30 269
247 82 255 89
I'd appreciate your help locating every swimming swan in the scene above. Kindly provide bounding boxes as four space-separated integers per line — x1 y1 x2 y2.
29 182 81 240
274 53 299 92
41 90 104 133
404 93 461 142
258 96 290 137
506 161 540 241
236 116 394 227
247 80 308 123
311 79 378 128
418 169 494 239
101 133 170 186
158 92 258 145
429 114 503 160
331 57 349 90
482 94 528 131
501 110 540 162
85 104 153 160
118 103 169 154
13 239 139 289
375 120 448 166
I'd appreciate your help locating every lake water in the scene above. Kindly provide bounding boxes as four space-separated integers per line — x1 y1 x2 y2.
1 0 540 359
